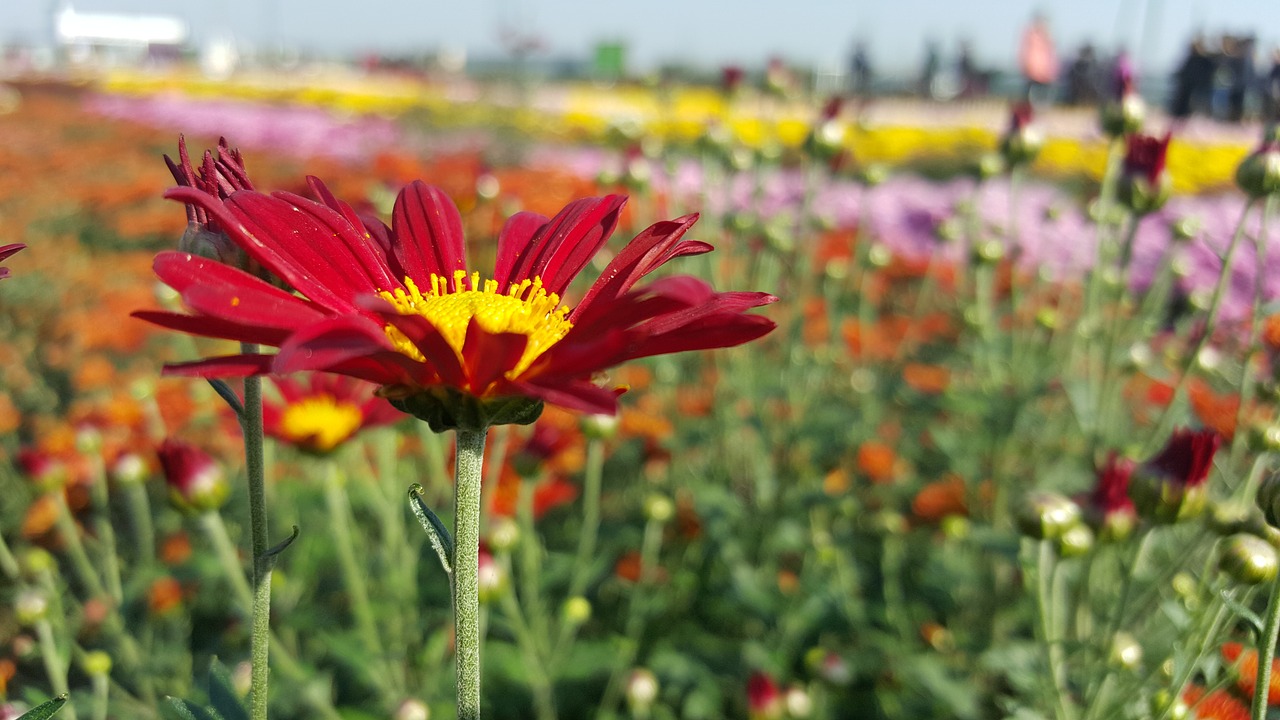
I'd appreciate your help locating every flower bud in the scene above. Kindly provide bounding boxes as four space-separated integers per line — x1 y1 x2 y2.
644 494 675 523
16 449 68 492
20 548 56 576
1259 473 1280 527
1130 428 1221 524
14 589 47 626
1219 533 1279 584
858 163 889 187
487 516 520 553
561 596 592 625
1117 132 1173 215
82 650 112 676
1172 216 1201 242
805 648 852 685
974 239 1005 264
1057 523 1094 558
972 152 1005 181
1100 94 1146 138
1109 632 1142 671
477 548 507 603
179 224 250 271
157 439 228 513
999 102 1042 167
747 672 783 720
394 698 430 720
626 669 659 714
1016 491 1082 540
475 174 500 202
867 243 892 268
1236 130 1280 199
785 686 813 718
580 413 619 440
110 451 149 485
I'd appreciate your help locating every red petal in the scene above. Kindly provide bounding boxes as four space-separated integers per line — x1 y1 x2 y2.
273 316 393 374
506 195 626 294
492 211 550 288
162 353 276 377
132 309 291 345
275 187 401 291
572 214 699 321
380 314 468 388
508 378 620 415
390 181 467 287
460 319 527 392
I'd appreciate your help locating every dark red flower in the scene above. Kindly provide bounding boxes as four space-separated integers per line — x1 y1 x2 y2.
1087 452 1136 538
1009 101 1034 133
747 672 783 719
135 142 776 430
1143 428 1220 489
262 374 402 454
1123 131 1172 186
0 243 25 281
156 438 227 512
722 66 744 94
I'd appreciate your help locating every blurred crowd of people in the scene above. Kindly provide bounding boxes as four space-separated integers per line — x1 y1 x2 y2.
848 15 1280 124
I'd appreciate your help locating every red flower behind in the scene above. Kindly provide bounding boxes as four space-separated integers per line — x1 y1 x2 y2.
136 141 776 430
262 374 402 454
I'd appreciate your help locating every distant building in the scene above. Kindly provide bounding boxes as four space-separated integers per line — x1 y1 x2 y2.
53 2 188 65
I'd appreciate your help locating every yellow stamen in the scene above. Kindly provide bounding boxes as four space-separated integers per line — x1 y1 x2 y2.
378 271 573 378
279 395 364 453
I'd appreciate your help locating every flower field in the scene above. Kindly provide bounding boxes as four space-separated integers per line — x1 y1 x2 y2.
2 72 1280 720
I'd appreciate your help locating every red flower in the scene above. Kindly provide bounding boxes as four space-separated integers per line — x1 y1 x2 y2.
1009 101 1034 133
156 438 227 512
1221 641 1280 706
1183 684 1250 720
262 374 402 454
1123 131 1172 186
1086 452 1136 540
747 672 783 720
136 143 776 430
1143 428 1220 489
0 243 25 281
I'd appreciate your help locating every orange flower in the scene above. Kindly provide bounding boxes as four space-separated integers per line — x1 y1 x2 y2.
1182 685 1250 720
912 475 969 523
1221 641 1280 706
21 494 60 540
902 363 950 394
1264 313 1280 349
148 576 184 616
823 468 851 495
160 532 193 566
1189 380 1241 440
857 441 899 484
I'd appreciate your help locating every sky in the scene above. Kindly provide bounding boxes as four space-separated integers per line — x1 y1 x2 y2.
1 0 1276 77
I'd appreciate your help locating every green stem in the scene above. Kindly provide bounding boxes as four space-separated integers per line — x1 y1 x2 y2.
0 528 20 580
454 428 487 720
86 456 123 604
199 512 253 609
1142 199 1259 455
36 618 78 720
1254 572 1280 720
597 514 666 720
1035 541 1073 720
567 438 606 600
320 461 391 692
92 672 109 720
516 477 551 657
52 490 107 599
240 346 271 720
122 482 156 566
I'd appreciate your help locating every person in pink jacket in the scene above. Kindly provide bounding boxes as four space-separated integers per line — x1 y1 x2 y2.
1020 12 1060 103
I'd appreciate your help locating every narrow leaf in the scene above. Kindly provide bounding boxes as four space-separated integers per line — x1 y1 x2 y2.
16 694 67 720
408 483 454 575
206 379 245 420
208 658 250 720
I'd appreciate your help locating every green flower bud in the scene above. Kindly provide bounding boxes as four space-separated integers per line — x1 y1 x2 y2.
626 669 659 714
1171 216 1201 242
1057 523 1094 558
1108 632 1142 671
1219 532 1279 584
394 699 431 720
1236 138 1280 199
82 650 112 676
644 494 675 523
1099 94 1145 138
1016 491 1082 540
15 589 48 626
973 152 1005 181
487 517 520 553
974 239 1005 264
1255 473 1280 527
858 163 889 187
580 413 619 440
562 596 592 625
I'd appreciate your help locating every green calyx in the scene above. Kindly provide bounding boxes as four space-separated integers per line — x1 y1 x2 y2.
390 386 544 433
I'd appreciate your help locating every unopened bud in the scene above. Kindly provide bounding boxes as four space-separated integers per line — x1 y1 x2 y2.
394 698 430 720
82 650 112 676
1109 632 1143 671
487 517 519 553
562 596 592 625
1057 523 1094 558
626 668 659 714
1219 533 1279 584
645 495 675 523
14 589 47 626
785 686 813 718
1017 491 1082 540
580 413 619 440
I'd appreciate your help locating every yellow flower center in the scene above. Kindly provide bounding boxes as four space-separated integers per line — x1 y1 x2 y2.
279 395 364 452
378 271 573 378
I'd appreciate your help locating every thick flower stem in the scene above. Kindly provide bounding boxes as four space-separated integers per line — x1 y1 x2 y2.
454 428 488 720
240 346 272 720
1254 572 1280 720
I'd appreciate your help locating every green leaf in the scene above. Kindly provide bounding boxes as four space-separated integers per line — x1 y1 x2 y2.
16 694 68 720
409 483 454 575
208 659 250 720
